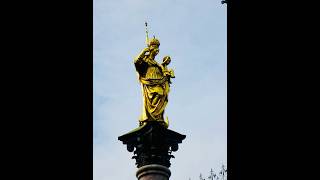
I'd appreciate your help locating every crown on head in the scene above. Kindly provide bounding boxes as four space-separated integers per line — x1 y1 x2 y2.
148 36 160 46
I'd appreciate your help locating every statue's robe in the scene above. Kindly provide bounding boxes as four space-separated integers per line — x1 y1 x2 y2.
134 55 170 123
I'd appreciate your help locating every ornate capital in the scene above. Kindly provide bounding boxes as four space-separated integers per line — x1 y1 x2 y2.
118 122 186 168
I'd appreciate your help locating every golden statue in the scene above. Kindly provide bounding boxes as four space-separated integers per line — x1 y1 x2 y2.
134 22 175 128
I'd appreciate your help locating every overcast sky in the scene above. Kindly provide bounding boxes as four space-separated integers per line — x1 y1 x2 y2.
93 0 227 179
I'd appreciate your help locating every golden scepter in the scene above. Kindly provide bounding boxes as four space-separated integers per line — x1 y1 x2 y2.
145 21 149 47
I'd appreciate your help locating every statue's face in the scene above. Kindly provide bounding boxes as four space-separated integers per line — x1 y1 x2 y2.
163 57 171 65
149 45 159 56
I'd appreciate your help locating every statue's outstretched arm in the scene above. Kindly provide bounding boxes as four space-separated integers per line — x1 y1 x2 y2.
134 47 149 64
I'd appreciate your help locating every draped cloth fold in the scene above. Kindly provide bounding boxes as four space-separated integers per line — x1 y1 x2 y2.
134 57 170 124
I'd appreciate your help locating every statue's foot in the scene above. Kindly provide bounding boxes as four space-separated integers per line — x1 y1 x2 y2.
139 121 148 126
139 118 168 128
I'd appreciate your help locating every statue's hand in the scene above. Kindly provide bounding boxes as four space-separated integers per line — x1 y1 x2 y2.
142 47 150 55
169 69 175 78
136 47 150 61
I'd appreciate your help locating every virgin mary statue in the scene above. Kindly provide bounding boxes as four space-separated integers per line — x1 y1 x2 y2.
134 37 175 128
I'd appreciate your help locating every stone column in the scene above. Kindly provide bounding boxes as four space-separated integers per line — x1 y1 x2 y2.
136 164 171 180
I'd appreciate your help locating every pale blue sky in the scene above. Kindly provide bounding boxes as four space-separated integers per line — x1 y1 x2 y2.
93 0 227 179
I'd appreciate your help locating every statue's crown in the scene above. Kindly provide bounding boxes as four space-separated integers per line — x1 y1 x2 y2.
148 37 160 46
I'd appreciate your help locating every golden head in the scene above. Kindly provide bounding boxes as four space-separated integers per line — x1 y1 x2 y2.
148 37 160 47
148 37 160 57
162 56 171 65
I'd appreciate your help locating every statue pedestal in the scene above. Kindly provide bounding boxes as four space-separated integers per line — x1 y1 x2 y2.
118 121 186 179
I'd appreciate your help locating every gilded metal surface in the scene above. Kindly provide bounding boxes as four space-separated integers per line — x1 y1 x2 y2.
134 26 174 128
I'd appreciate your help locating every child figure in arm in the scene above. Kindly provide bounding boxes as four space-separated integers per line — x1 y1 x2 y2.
161 56 175 85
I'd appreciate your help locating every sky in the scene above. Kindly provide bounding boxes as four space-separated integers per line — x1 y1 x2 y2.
93 0 227 180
